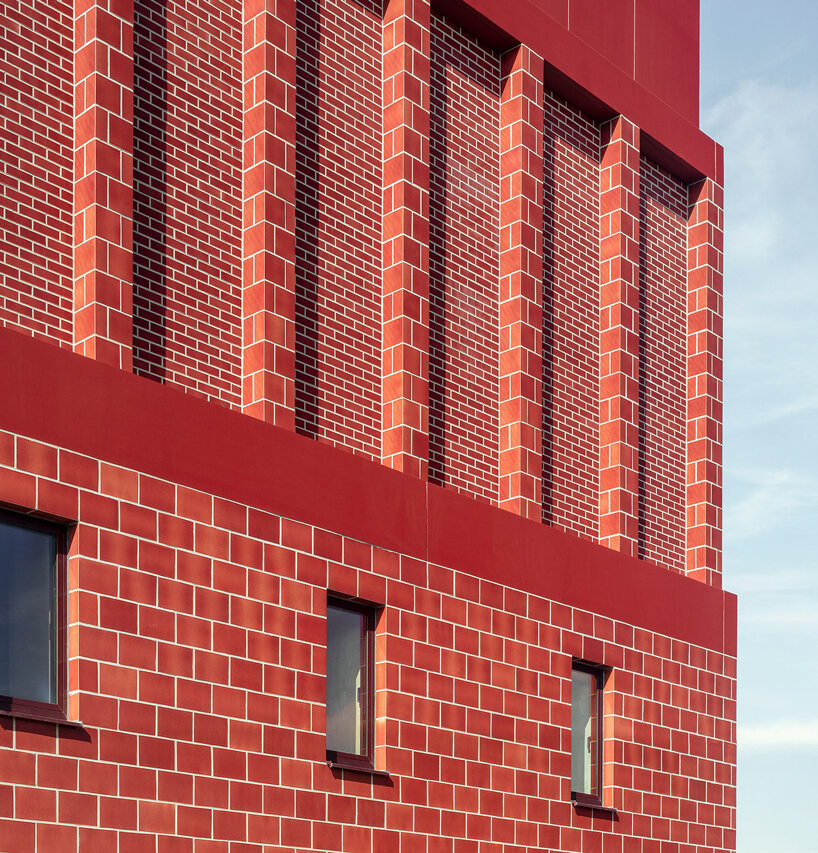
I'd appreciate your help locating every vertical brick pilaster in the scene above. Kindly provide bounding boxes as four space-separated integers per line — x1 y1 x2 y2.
599 116 640 557
499 45 544 520
73 0 134 370
686 178 724 586
382 0 431 479
241 0 297 428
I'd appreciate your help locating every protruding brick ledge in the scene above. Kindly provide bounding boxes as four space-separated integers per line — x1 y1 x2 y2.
498 45 544 521
599 116 641 557
381 0 431 479
686 178 724 587
241 0 297 428
73 0 134 370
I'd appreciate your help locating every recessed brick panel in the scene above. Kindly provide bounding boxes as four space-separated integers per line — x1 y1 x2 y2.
542 91 600 540
132 0 244 407
429 14 500 504
639 156 688 573
294 0 383 460
0 0 73 347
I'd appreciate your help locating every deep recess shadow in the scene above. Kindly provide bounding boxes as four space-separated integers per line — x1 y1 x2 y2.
428 25 449 487
637 176 649 559
541 111 556 526
294 0 321 439
132 0 169 382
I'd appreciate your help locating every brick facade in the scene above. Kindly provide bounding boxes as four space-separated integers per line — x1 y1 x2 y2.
428 13 500 504
132 0 244 404
0 0 73 348
0 0 732 849
294 0 383 459
541 90 600 539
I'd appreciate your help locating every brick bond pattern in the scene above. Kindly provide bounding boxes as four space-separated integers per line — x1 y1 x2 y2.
498 46 544 522
0 0 73 348
382 0 432 479
639 159 688 575
241 0 298 428
0 430 735 852
686 179 724 587
541 91 600 540
294 0 383 460
132 0 244 406
598 117 641 559
428 13 500 505
0 0 723 583
73 0 134 370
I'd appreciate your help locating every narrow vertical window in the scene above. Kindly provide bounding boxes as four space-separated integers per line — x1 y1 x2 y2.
325 598 375 770
0 510 65 720
571 661 604 805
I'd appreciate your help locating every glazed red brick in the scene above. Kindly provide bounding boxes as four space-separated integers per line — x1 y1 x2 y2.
0 0 73 348
382 0 432 479
294 0 383 460
429 13 500 504
498 46 544 521
599 116 641 559
132 0 244 406
73 0 134 370
638 156 689 574
241 0 298 429
0 0 731 848
0 426 735 852
541 90 600 540
687 178 724 587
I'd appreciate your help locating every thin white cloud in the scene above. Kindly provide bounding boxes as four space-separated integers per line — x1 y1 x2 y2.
704 78 818 432
725 468 818 543
739 718 818 750
741 599 818 629
731 568 818 594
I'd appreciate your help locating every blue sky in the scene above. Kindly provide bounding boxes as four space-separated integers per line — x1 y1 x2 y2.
700 1 818 850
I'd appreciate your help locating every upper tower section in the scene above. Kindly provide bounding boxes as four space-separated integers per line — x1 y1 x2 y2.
0 0 723 585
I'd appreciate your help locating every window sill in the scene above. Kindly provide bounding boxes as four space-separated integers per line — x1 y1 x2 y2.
571 799 618 816
0 707 84 728
327 761 391 778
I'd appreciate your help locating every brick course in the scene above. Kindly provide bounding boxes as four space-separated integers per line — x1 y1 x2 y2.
429 13 500 504
132 0 244 405
0 0 73 349
639 157 688 574
0 425 736 852
0 0 731 847
541 90 600 540
294 0 383 460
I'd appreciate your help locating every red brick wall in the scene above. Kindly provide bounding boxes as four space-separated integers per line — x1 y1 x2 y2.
132 0 244 407
429 14 500 504
639 156 688 573
294 0 383 460
0 424 735 852
0 0 73 348
542 90 600 540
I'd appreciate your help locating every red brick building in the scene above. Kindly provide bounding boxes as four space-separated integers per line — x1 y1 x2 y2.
0 0 733 849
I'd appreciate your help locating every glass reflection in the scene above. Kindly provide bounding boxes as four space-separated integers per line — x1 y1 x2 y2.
571 667 598 796
326 604 365 755
0 519 57 704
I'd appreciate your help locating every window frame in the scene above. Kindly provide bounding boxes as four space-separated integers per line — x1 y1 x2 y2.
325 596 377 772
0 508 68 724
570 660 606 808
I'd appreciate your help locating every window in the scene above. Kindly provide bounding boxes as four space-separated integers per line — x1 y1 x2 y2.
325 597 375 770
571 661 605 806
0 510 65 721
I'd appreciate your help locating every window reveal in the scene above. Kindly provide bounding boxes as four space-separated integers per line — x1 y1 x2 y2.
326 598 375 770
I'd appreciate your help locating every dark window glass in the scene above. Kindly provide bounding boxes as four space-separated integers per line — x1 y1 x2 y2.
326 599 374 768
0 513 60 708
571 662 604 805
